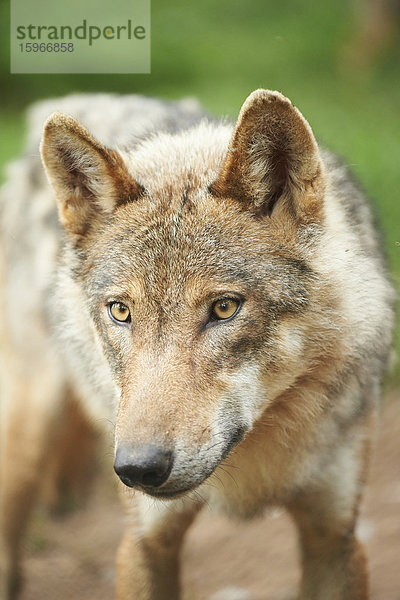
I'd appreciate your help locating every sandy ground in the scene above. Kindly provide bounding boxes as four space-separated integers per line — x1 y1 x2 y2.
19 391 400 600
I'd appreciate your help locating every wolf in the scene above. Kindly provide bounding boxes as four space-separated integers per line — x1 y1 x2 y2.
0 89 394 600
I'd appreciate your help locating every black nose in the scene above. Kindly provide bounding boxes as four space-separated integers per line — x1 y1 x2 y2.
114 445 173 489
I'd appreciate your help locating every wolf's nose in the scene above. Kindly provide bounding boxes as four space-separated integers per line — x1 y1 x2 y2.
114 445 173 488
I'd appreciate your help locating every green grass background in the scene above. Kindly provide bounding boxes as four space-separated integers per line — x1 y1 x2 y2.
1 0 399 379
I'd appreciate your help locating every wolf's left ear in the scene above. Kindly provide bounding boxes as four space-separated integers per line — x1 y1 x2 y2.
40 113 143 236
210 90 325 220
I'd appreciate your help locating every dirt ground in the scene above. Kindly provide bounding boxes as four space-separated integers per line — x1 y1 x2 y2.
19 391 400 600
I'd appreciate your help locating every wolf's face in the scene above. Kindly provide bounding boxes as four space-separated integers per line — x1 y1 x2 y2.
81 197 315 496
41 90 329 498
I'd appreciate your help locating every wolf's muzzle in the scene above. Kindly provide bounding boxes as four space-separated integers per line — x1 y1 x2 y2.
114 445 173 489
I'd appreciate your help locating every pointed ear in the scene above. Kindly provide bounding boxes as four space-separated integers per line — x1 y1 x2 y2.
40 112 144 236
210 90 325 220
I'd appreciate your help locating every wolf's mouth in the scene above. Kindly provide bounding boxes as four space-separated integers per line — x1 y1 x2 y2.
220 425 247 460
142 484 198 500
138 426 247 500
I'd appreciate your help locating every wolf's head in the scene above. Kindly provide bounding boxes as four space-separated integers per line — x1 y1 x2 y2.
41 90 331 498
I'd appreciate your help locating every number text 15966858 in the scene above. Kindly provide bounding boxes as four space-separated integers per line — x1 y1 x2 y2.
19 42 74 52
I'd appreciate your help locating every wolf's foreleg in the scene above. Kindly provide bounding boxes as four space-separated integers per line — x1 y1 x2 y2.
0 354 68 599
116 488 202 599
287 428 371 600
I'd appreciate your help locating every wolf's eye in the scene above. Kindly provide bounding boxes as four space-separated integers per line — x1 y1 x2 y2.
211 298 241 321
108 302 131 324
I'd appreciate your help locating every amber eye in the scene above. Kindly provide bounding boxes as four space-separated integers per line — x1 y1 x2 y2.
211 298 241 321
108 302 131 324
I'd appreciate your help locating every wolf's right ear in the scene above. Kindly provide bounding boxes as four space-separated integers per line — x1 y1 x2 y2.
209 90 325 222
40 113 144 236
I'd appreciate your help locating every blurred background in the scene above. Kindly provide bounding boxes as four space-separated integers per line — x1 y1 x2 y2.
1 1 399 598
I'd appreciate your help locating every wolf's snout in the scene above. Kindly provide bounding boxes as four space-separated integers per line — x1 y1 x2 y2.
114 444 173 489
